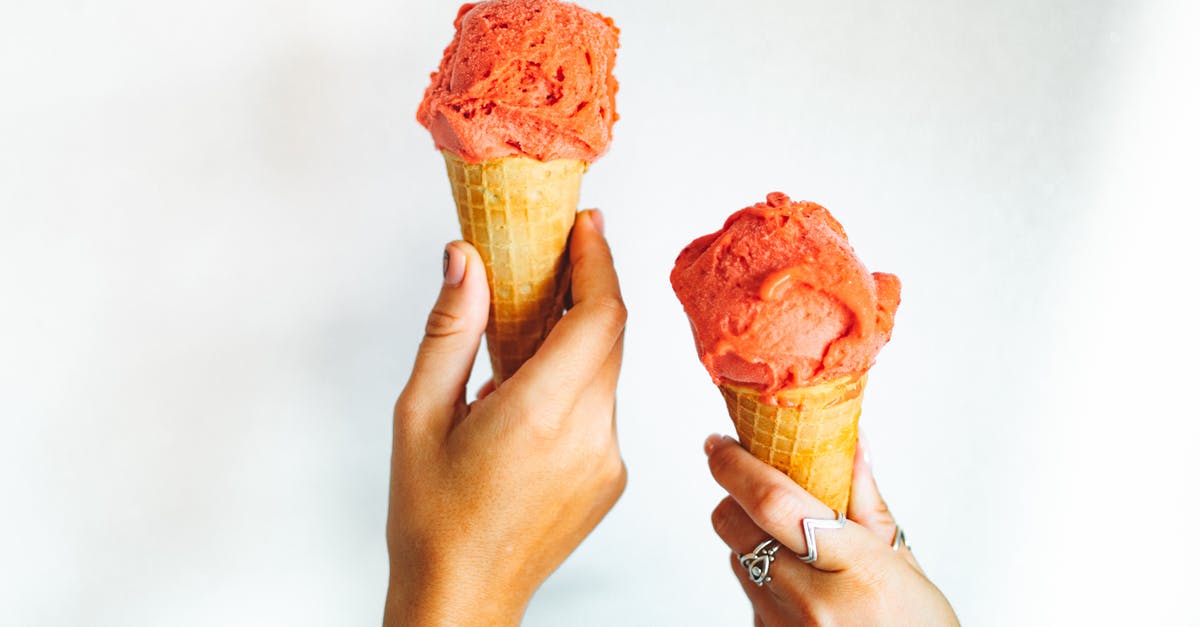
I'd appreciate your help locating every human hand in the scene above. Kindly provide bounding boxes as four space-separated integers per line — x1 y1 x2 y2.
706 434 958 626
384 210 627 627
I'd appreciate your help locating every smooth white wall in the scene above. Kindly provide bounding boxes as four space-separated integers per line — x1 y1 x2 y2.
2 1 1197 625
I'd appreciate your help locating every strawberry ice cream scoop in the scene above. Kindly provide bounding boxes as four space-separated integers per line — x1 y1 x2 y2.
416 0 619 163
671 193 901 398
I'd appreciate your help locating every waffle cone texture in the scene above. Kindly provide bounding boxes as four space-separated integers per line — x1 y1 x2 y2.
720 374 866 512
442 152 585 383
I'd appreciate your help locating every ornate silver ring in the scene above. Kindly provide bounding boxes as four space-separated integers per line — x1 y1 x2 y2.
738 538 781 586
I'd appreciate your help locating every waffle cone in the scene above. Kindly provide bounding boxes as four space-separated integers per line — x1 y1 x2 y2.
442 151 585 383
719 374 866 512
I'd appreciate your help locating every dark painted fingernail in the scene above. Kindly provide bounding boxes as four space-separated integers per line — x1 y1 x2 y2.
443 244 465 286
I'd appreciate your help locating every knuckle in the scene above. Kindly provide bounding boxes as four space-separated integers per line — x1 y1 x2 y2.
424 306 464 339
779 596 838 627
605 456 628 495
855 499 894 535
750 484 802 531
393 389 422 423
587 295 628 329
869 500 895 527
524 411 566 441
801 604 836 627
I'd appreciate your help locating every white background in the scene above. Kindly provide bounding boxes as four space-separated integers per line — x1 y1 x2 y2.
3 0 1199 625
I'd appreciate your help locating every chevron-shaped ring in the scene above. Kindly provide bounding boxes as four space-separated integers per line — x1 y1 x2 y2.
797 511 847 564
891 525 908 552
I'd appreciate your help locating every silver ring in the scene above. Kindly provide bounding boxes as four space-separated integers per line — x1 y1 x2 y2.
891 525 908 552
738 538 781 586
797 511 847 564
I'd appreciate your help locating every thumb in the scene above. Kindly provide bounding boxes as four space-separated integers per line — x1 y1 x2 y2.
847 434 899 544
396 241 489 437
848 435 922 569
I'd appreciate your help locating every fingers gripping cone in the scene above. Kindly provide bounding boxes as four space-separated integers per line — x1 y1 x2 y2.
720 374 866 512
442 151 585 383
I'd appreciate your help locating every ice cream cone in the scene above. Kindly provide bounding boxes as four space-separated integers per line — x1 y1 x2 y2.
719 373 867 512
442 151 585 383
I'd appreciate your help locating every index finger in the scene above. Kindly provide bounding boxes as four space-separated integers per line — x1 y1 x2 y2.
507 209 626 413
705 434 880 573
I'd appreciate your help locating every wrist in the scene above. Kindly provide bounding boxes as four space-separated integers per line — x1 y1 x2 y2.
383 563 531 627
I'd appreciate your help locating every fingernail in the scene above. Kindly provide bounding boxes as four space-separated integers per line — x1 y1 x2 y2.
858 433 873 469
589 208 605 235
443 244 465 286
704 433 722 456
